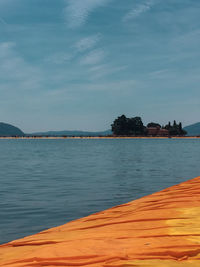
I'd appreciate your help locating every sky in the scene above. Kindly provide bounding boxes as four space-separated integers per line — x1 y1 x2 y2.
0 0 200 132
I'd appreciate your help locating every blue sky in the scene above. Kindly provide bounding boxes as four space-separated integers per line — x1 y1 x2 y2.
0 0 200 132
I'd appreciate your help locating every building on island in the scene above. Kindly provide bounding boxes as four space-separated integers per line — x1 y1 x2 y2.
147 126 169 137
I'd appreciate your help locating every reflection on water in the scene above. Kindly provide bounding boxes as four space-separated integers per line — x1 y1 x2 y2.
0 138 200 244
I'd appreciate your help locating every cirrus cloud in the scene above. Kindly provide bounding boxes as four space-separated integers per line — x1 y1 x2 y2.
74 33 102 52
64 0 111 28
79 49 105 65
123 0 157 22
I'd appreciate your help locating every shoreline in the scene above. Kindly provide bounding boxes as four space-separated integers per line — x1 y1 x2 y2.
0 136 199 139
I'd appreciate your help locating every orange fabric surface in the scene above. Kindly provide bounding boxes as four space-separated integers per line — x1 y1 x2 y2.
1 177 200 266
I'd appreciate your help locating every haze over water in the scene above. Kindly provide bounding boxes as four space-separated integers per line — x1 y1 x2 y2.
0 138 200 244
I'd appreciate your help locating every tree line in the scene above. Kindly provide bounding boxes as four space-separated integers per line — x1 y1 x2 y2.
111 115 187 136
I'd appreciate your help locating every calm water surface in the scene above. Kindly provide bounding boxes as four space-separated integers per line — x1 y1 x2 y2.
0 139 200 244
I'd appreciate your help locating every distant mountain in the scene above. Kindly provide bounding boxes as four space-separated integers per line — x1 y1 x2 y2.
184 122 200 136
0 122 25 137
27 129 112 137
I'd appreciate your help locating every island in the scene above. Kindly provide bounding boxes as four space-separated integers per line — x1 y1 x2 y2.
111 115 187 137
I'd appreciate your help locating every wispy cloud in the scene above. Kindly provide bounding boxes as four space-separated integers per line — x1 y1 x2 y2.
45 52 73 64
123 0 156 22
0 17 7 25
78 79 138 91
45 33 102 65
0 42 42 91
74 33 102 52
148 69 171 79
64 0 110 28
89 64 127 79
79 49 105 65
0 42 15 57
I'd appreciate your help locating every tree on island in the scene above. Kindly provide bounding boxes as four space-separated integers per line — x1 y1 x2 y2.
147 122 161 128
111 115 145 136
164 121 187 136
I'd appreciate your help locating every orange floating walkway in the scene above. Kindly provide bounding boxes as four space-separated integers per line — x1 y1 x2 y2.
1 177 200 266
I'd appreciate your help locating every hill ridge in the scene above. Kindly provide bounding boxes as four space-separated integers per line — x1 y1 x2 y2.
0 122 24 137
184 122 200 136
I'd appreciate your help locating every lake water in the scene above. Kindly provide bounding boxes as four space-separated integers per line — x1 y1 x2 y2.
0 138 200 244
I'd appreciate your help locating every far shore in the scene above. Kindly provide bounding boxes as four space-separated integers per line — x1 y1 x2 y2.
0 136 199 139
